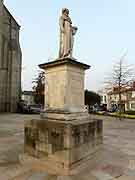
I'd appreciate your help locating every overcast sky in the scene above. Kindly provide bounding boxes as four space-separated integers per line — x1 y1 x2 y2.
5 0 135 92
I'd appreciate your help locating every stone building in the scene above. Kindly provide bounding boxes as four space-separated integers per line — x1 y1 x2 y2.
0 1 22 112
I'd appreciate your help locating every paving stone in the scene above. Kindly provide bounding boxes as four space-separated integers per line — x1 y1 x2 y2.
2 165 32 180
91 170 114 180
11 171 33 180
115 175 135 180
97 164 124 178
27 172 48 180
58 174 97 180
124 169 135 176
122 150 135 156
58 176 72 180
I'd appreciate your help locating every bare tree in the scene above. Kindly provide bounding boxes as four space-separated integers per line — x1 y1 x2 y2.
105 53 135 119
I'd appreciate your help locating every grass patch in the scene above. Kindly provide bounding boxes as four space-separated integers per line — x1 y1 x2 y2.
94 112 135 119
111 113 135 119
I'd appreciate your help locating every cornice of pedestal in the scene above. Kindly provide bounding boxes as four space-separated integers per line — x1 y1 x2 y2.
39 57 91 71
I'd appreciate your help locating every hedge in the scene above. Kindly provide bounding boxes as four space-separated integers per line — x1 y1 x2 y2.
125 111 135 115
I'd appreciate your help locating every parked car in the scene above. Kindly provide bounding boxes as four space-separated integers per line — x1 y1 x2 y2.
108 104 118 113
100 104 107 111
17 100 29 113
88 104 100 113
17 100 43 114
28 104 42 114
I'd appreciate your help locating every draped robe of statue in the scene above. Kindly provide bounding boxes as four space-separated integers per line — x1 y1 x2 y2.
59 12 77 58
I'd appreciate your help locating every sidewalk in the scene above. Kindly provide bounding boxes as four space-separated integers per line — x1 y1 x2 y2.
0 113 135 179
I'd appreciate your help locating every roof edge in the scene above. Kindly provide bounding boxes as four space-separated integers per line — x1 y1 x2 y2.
4 5 21 28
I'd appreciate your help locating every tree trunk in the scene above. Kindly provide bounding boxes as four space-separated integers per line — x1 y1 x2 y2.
119 90 122 120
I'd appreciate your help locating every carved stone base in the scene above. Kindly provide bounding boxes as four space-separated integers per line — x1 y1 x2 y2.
23 115 103 173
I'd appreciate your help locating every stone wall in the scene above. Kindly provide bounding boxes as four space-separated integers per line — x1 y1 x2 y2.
0 3 22 112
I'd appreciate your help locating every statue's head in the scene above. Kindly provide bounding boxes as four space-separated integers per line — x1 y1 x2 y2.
62 8 69 16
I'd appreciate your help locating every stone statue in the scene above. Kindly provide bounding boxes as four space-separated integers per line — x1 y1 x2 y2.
59 8 78 58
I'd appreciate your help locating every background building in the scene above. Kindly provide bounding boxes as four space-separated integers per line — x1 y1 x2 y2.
0 1 22 112
99 82 135 112
107 83 135 112
98 89 109 109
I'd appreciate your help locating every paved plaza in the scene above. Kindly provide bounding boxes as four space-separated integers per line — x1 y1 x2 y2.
0 113 135 179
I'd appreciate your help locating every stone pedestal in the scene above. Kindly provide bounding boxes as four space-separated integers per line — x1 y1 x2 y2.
23 58 103 174
39 58 90 113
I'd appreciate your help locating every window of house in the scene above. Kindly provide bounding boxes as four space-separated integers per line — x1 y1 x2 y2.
131 103 135 110
101 96 103 102
104 96 106 103
132 92 135 98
